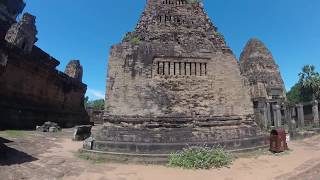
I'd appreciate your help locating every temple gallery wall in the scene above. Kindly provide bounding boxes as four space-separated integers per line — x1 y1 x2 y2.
0 0 90 129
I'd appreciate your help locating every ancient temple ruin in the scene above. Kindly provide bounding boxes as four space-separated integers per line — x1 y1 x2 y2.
0 1 89 129
239 38 286 129
85 0 268 159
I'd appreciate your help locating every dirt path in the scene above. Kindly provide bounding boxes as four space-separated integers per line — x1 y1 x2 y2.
1 129 320 180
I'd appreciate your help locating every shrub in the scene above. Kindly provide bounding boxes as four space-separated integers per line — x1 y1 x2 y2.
187 0 202 4
123 34 130 42
130 37 141 45
168 146 232 169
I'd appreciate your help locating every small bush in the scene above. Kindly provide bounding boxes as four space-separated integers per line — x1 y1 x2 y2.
123 34 130 41
168 146 232 169
187 0 202 4
130 37 141 45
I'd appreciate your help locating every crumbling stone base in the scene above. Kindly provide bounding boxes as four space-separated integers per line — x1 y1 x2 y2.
85 115 269 162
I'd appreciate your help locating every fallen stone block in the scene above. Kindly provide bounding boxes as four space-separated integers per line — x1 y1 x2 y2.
73 125 92 141
36 121 61 132
83 137 94 149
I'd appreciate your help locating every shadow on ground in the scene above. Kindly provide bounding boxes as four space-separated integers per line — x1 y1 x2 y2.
0 137 38 166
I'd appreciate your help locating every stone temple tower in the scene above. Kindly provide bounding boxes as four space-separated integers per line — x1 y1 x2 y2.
239 38 286 101
86 0 267 159
239 38 286 129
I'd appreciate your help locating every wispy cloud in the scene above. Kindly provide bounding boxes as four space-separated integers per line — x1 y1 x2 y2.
87 88 105 100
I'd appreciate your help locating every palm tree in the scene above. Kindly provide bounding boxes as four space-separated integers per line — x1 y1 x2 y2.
298 65 320 100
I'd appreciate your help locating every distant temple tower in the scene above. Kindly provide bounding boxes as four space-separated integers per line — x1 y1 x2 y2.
239 38 286 129
86 0 267 159
240 38 286 101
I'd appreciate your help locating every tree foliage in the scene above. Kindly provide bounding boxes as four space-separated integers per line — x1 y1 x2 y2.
298 65 320 100
186 0 203 4
287 83 304 104
84 96 89 108
287 65 320 103
84 97 105 110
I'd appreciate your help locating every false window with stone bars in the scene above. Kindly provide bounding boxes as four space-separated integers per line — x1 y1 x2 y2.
162 0 187 5
154 61 207 77
157 15 185 24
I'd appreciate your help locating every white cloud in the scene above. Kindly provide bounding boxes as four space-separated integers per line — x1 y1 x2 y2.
87 88 105 100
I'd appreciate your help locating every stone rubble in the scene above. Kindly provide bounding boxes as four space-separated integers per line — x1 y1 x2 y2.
36 121 61 133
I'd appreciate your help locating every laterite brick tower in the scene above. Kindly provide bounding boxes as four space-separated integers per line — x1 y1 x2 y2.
87 0 267 159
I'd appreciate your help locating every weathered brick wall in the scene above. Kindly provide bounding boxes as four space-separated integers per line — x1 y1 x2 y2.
0 42 89 129
106 0 253 119
106 44 253 118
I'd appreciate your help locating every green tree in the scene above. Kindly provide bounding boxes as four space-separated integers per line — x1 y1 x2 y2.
84 96 89 108
87 99 105 110
286 83 303 104
298 65 320 100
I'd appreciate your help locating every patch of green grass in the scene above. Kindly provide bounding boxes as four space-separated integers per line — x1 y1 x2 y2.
187 0 202 4
297 125 315 132
75 151 107 164
168 146 233 169
0 130 32 138
233 148 270 159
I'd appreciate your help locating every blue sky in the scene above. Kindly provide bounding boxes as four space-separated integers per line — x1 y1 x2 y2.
23 0 320 100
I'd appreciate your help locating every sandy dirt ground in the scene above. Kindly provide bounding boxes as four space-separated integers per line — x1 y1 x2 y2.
1 128 320 180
